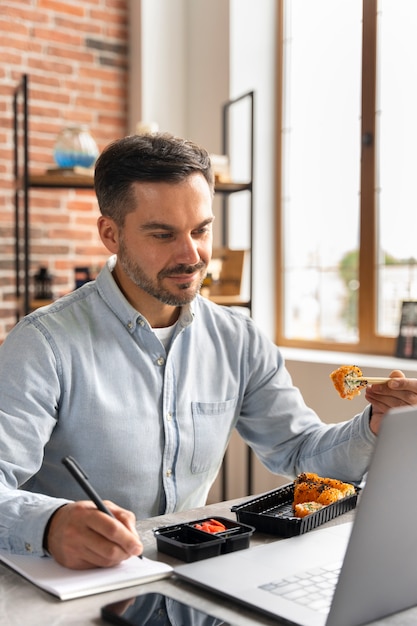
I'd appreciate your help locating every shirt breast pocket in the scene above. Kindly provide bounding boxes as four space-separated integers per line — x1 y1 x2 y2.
190 398 238 474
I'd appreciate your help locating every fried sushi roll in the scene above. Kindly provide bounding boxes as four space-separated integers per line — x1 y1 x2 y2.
294 501 325 518
295 472 355 497
330 365 367 399
292 472 355 516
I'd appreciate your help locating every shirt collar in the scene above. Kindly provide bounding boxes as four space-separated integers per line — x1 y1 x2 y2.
96 255 195 333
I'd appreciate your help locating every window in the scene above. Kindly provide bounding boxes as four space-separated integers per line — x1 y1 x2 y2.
275 0 417 355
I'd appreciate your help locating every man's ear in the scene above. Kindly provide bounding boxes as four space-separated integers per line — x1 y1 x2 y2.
97 216 119 253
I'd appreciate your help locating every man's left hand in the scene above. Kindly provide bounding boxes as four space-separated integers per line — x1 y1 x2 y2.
366 370 417 435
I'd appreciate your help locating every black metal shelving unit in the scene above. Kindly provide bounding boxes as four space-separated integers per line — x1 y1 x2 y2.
220 90 254 313
217 90 255 501
13 74 95 320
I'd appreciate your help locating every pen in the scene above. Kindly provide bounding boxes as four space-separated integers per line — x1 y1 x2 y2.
62 455 143 559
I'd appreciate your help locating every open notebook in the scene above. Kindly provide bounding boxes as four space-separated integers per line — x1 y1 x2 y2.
0 551 172 600
176 405 417 626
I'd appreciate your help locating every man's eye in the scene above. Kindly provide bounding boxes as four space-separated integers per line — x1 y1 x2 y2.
153 233 173 240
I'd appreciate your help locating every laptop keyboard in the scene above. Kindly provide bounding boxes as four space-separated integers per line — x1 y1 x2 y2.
259 561 342 614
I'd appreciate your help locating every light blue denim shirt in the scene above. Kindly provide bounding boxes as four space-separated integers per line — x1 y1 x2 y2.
0 256 376 555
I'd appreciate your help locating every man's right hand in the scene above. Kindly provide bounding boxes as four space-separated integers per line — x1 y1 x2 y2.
45 500 143 569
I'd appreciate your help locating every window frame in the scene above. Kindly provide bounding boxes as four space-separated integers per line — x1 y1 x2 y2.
274 0 396 355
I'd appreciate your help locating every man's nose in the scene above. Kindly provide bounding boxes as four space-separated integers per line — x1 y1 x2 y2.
177 235 201 264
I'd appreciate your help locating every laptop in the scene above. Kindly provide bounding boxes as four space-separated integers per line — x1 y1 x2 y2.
175 405 417 626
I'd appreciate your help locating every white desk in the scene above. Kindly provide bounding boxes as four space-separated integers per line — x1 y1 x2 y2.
0 498 416 626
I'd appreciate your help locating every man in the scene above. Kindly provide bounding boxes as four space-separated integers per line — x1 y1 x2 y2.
0 133 416 570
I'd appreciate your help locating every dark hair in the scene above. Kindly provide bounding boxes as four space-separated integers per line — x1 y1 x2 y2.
94 132 214 226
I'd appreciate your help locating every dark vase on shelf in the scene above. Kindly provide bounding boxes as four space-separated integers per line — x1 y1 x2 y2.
33 267 53 300
74 267 91 289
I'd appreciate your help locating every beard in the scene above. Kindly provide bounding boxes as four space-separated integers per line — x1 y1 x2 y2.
117 238 207 306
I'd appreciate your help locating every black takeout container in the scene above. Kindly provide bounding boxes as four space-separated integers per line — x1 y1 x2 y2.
231 482 359 538
153 516 255 562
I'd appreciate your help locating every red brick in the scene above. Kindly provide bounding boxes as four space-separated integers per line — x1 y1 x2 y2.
0 0 128 342
0 5 46 24
54 17 102 35
33 27 82 46
38 0 85 17
0 18 30 36
75 244 108 256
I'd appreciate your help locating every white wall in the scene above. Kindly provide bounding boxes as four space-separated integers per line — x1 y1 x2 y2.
229 0 276 334
129 0 187 136
129 0 276 337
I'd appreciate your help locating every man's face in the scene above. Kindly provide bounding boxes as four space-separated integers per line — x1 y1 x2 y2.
113 173 214 307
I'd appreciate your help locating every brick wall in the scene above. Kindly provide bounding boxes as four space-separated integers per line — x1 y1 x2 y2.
0 0 129 342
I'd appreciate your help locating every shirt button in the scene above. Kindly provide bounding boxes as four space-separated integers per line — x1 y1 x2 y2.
25 542 33 552
156 357 165 366
138 319 145 327
166 469 172 477
166 412 172 421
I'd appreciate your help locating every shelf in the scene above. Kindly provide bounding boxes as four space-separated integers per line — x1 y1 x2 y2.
29 298 54 308
206 294 251 307
28 173 94 188
214 181 251 194
16 296 55 318
21 172 250 193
